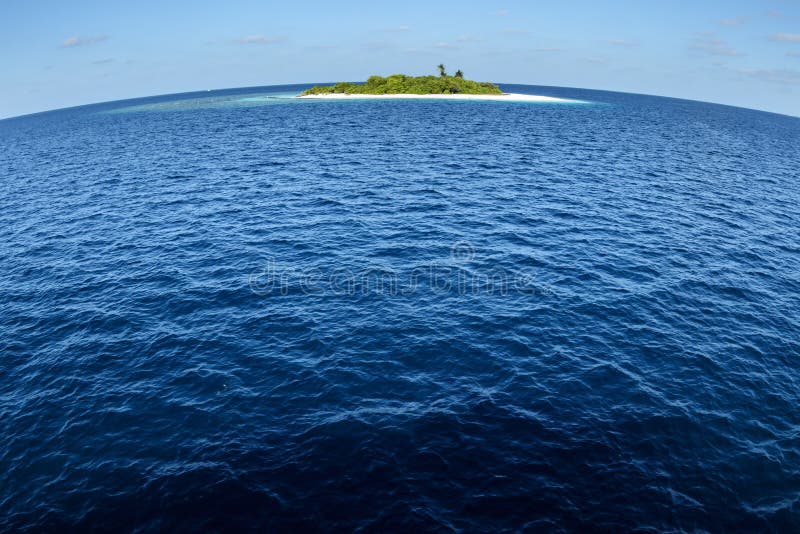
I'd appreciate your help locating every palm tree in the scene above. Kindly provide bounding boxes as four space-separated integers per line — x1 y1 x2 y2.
455 69 464 78
437 64 447 77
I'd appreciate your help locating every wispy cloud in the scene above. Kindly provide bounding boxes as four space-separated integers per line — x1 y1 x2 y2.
534 47 563 52
385 25 412 32
719 17 749 26
607 39 639 47
234 35 285 44
433 42 459 50
494 9 509 16
60 35 109 48
92 58 114 65
770 33 800 43
691 35 745 57
583 56 608 63
736 68 800 85
788 51 800 58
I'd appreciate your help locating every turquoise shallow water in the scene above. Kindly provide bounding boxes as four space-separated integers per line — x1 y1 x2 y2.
1 84 799 531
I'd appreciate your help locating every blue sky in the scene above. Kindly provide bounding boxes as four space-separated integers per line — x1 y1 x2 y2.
1 0 799 118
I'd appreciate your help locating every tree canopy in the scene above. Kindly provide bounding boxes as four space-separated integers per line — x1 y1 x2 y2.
301 67 502 96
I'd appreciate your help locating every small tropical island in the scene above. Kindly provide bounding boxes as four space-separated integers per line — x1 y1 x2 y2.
302 64 502 96
299 65 578 103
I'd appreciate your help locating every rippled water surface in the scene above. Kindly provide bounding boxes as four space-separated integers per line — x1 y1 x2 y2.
1 84 799 531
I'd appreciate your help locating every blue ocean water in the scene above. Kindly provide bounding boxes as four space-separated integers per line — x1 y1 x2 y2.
1 83 799 532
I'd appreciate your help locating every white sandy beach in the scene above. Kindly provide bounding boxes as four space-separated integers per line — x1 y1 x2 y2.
297 92 578 103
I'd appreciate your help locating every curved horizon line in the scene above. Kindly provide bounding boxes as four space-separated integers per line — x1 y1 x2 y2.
1 82 798 122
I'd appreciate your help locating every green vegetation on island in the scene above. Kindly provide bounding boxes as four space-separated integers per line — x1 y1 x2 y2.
301 65 503 96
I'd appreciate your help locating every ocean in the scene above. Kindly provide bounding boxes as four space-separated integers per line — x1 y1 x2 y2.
1 84 799 531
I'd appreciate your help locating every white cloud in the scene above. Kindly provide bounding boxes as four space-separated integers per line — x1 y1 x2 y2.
60 35 108 48
433 42 459 50
534 47 563 52
386 26 412 32
691 35 745 57
719 17 748 26
607 39 639 47
234 35 285 44
494 9 509 16
770 33 800 43
456 34 483 43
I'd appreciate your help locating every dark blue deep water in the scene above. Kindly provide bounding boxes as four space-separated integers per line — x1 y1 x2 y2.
1 84 799 532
